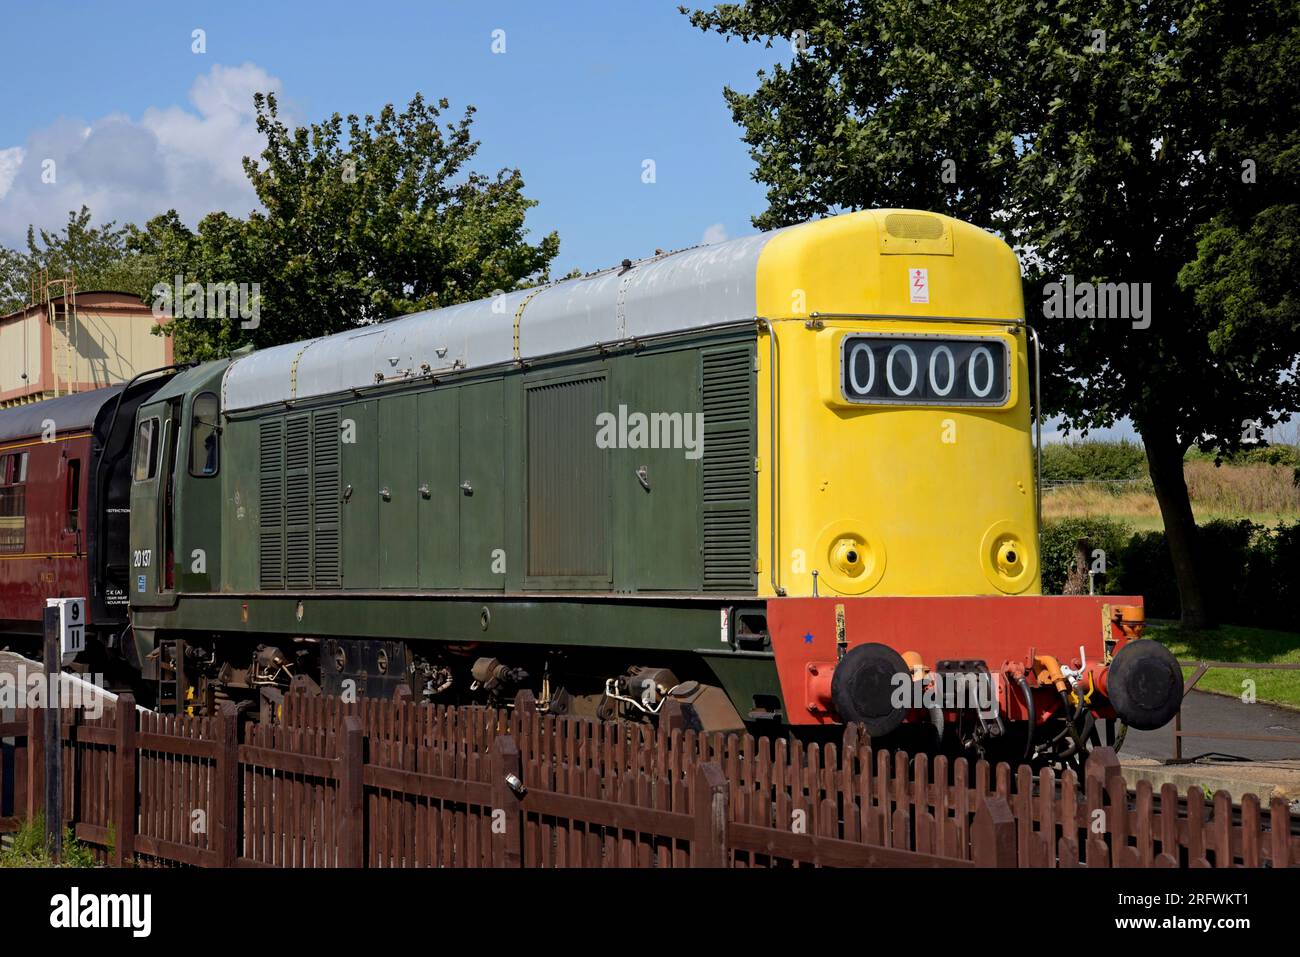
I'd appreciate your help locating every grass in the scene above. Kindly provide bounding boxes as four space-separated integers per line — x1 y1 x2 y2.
0 814 99 868
1147 621 1300 710
1044 461 1300 531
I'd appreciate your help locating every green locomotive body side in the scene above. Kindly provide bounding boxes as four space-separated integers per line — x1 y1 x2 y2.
129 329 781 722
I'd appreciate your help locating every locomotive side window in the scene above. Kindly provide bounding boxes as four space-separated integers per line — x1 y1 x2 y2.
0 451 27 553
189 392 221 477
841 334 1009 406
134 418 159 482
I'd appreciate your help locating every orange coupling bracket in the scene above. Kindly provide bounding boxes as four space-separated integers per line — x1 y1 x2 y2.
1105 603 1146 662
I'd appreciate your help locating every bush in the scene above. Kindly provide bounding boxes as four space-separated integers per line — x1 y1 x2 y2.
1186 443 1300 468
1040 517 1133 594
1114 519 1300 629
1043 517 1300 629
1042 440 1147 483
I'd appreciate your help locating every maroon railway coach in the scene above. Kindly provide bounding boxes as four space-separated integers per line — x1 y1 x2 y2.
0 374 175 669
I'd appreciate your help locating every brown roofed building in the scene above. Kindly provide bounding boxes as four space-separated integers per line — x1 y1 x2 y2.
0 291 173 407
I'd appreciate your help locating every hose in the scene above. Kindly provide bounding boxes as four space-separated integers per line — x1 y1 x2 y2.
1113 721 1128 754
927 702 944 741
1057 713 1095 763
1017 676 1036 761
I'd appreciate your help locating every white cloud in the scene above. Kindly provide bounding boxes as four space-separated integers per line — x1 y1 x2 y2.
0 63 283 246
702 222 728 244
0 146 25 201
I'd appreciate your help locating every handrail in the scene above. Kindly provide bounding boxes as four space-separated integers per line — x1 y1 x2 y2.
1170 659 1300 762
755 317 784 596
1027 324 1043 567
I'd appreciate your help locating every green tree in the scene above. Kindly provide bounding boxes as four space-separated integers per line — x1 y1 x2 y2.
0 206 153 315
146 93 561 361
686 0 1300 627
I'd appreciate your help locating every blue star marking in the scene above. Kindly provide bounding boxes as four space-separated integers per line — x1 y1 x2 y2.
803 632 814 644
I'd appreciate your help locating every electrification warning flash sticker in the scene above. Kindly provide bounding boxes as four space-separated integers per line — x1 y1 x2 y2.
909 267 930 304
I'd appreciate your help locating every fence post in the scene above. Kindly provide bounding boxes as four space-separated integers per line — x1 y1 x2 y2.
511 689 537 737
692 762 729 867
491 735 524 868
338 715 365 867
973 793 1018 867
214 699 239 867
1085 746 1122 790
25 705 43 828
111 694 136 867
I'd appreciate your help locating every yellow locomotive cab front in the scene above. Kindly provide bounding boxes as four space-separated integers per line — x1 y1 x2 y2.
754 209 1039 600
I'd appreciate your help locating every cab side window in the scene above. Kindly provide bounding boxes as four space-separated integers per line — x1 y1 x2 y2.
189 393 221 477
134 418 159 482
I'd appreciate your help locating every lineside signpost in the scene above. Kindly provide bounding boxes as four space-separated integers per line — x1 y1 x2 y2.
42 597 85 863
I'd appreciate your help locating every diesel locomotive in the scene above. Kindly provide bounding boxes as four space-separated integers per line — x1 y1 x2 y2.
8 209 1185 764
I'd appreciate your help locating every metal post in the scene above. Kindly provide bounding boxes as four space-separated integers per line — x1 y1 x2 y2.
42 604 62 863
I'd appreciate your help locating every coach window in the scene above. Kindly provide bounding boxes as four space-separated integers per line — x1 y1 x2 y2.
65 458 82 532
0 452 27 554
134 418 159 482
189 392 221 477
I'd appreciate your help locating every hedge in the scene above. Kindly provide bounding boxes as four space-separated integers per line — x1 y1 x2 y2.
1041 440 1147 483
1039 517 1133 594
1041 517 1300 630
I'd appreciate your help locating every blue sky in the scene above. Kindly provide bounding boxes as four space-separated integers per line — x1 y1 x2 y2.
0 0 780 273
6 2 1289 445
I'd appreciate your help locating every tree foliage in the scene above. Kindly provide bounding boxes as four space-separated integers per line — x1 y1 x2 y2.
1 94 560 361
686 0 1300 625
0 207 155 315
140 93 560 361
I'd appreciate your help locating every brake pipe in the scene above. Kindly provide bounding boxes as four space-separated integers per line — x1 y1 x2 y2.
1017 676 1036 761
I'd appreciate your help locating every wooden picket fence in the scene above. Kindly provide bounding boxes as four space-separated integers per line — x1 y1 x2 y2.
2 691 1297 868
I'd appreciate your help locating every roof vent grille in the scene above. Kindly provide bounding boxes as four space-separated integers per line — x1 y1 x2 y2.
884 214 945 240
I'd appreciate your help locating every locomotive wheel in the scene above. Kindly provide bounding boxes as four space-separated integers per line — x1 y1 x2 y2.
830 643 908 736
1106 639 1184 731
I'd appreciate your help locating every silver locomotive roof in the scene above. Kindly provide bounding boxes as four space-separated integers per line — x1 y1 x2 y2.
222 227 785 413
